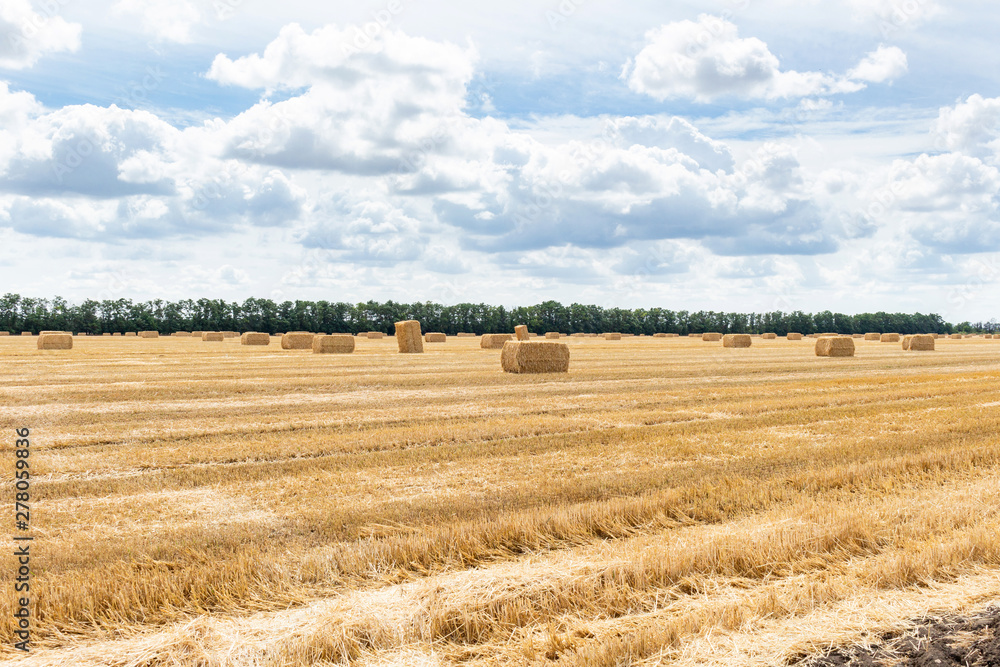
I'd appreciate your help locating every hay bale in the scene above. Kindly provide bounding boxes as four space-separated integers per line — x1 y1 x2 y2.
908 334 935 351
40 331 70 335
864 333 881 341
653 333 668 338
366 332 385 339
139 331 159 339
604 333 622 340
112 333 122 337
852 334 865 339
281 332 314 349
702 333 722 342
425 332 447 343
816 336 855 357
949 333 963 340
722 334 752 348
901 335 913 351
761 333 777 340
222 331 239 338
191 331 205 338
787 333 803 340
313 334 355 354
514 325 530 341
125 332 137 337
37 333 72 350
545 332 561 340
241 332 270 346
481 333 514 349
101 333 111 337
880 333 901 343
500 341 569 373
173 332 191 337
395 320 423 353
688 333 701 338
0 331 8 336
202 332 225 342
457 332 477 338
20 332 31 336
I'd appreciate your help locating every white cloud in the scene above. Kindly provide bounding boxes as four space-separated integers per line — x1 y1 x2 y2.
933 94 1000 161
112 0 202 44
624 15 906 102
0 0 81 69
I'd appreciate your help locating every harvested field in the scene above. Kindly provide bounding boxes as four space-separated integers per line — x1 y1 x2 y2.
2 334 1000 666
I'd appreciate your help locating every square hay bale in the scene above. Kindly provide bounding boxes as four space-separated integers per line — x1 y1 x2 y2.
173 332 191 337
0 331 8 336
545 332 561 339
222 331 239 338
20 332 32 336
723 334 752 348
202 332 225 342
395 320 423 353
865 333 881 341
908 334 935 351
125 332 137 337
481 333 514 349
500 341 569 373
515 325 530 341
949 333 963 339
37 333 72 350
852 334 865 339
653 333 668 338
112 333 122 337
75 333 87 337
761 333 777 340
457 332 477 338
604 333 622 340
313 334 355 354
787 333 803 340
102 333 111 337
139 331 159 339
191 331 205 338
366 331 385 339
816 336 855 357
688 333 701 338
702 333 723 342
281 332 314 349
425 332 447 343
902 335 913 350
241 332 270 346
880 333 901 343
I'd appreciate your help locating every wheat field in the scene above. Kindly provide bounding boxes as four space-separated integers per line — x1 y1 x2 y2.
1 334 999 666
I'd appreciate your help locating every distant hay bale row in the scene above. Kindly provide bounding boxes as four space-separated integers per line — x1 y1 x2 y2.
604 333 622 340
723 334 752 348
880 333 900 343
281 332 314 350
241 332 270 346
425 332 447 343
500 341 569 374
481 333 514 349
395 320 423 353
816 336 855 357
761 333 777 340
313 335 354 354
787 333 803 340
702 333 722 342
37 333 72 350
515 325 530 341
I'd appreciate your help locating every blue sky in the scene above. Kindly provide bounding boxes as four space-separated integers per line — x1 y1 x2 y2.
1 0 999 321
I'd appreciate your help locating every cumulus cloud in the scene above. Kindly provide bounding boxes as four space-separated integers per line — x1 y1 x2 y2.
0 0 81 69
299 195 427 265
608 116 735 172
112 0 201 43
624 15 906 102
933 94 1000 161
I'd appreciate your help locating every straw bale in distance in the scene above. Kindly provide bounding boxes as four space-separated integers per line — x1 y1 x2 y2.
457 332 477 338
515 325 530 341
816 336 855 357
688 333 700 338
40 331 70 335
425 332 447 343
950 333 963 339
20 332 31 336
481 333 514 349
571 333 586 338
102 333 111 336
500 341 569 374
787 333 803 340
202 332 224 342
312 335 355 354
852 334 865 338
395 320 423 353
281 332 314 350
723 334 752 348
139 331 159 339
908 334 935 351
604 333 622 340
241 332 270 346
880 333 901 342
364 331 383 339
902 335 913 351
653 333 668 338
191 331 205 338
761 333 777 339
545 332 561 339
173 332 191 337
112 333 122 336
0 332 9 336
865 333 881 341
702 332 722 342
124 332 137 337
37 333 72 350
222 331 238 338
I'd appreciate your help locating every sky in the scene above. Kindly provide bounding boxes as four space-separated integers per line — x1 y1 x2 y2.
1 0 999 321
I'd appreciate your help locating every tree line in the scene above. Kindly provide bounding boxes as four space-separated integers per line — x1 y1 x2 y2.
2 294 993 336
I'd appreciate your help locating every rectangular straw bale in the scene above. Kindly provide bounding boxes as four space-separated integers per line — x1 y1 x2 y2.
0 331 8 336
816 336 855 357
172 332 191 337
312 334 355 354
112 333 122 337
949 333 963 339
722 334 752 348
908 334 935 351
281 332 314 349
653 333 668 338
202 332 225 342
880 333 901 342
902 335 913 351
852 334 865 339
500 341 569 373
457 333 477 338
688 333 701 338
604 333 622 340
102 333 111 336
787 333 803 340
222 331 239 338
702 332 722 342
395 320 424 353
241 332 270 346
139 331 159 339
37 333 72 350
545 332 561 339
20 331 31 336
125 332 137 337
481 333 514 349
515 325 530 341
191 331 205 338
366 331 385 339
425 332 447 343
761 333 777 339
865 333 881 341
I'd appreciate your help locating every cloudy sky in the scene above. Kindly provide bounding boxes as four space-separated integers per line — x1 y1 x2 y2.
2 0 999 320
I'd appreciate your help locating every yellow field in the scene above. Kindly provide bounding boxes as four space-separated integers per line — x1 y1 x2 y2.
2 334 1000 666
